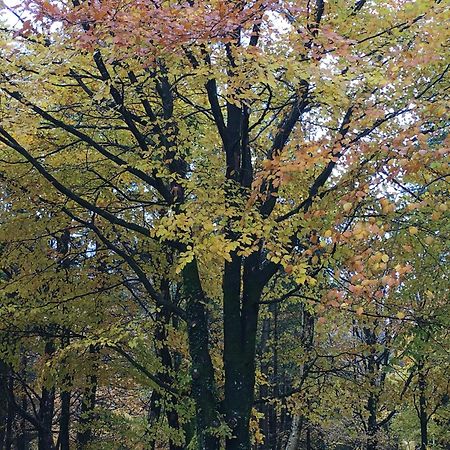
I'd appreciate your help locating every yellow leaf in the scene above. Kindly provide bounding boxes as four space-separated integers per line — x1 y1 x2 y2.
409 226 418 235
343 202 352 213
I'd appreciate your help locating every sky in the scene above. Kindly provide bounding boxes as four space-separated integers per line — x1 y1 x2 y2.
1 1 23 27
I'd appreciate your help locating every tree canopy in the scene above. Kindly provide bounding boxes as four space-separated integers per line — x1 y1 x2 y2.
0 0 448 449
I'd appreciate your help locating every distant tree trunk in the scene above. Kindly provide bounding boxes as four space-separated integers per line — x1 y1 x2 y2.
77 345 99 450
258 314 271 449
0 359 9 449
16 397 31 450
285 415 302 450
39 383 56 449
147 390 182 450
154 285 183 450
183 260 220 450
38 341 56 450
258 302 278 450
418 361 428 450
306 422 312 450
59 390 71 450
366 391 378 450
146 281 184 450
269 303 279 448
76 372 97 450
4 395 13 450
147 390 162 450
277 396 289 450
0 362 14 450
285 305 314 450
59 331 71 450
166 411 182 450
365 327 378 450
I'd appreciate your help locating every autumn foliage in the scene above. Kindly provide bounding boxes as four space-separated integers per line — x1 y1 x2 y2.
0 0 449 449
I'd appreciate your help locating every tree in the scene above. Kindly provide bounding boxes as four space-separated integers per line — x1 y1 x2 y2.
0 0 448 449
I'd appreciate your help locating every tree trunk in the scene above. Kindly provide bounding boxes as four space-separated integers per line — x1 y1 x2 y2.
306 422 312 450
59 331 71 450
147 390 162 450
364 326 378 450
153 290 183 450
147 389 182 450
1 363 14 450
285 305 314 450
16 398 31 450
76 373 97 449
269 303 279 448
59 390 71 450
183 260 219 450
258 315 271 449
39 383 56 450
257 304 278 450
285 415 302 450
277 398 288 450
223 254 263 450
38 341 56 450
0 359 9 449
366 390 378 450
4 398 13 450
167 410 183 450
418 362 428 450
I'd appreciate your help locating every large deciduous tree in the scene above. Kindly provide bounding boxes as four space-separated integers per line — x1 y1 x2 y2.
0 0 448 449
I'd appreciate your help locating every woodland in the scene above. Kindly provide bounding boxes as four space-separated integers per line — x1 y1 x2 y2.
0 0 449 449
